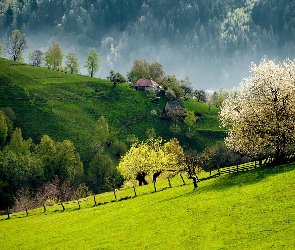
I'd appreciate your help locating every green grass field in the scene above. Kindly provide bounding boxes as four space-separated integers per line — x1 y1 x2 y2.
1 163 295 249
0 58 224 160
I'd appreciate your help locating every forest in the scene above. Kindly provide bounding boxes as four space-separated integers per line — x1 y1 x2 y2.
0 0 294 89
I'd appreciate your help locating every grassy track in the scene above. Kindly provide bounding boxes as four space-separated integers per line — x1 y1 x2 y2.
1 163 295 249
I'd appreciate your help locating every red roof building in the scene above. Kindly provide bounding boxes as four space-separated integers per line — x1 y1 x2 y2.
132 78 161 92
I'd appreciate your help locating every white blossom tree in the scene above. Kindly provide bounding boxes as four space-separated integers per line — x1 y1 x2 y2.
220 59 295 164
5 30 28 61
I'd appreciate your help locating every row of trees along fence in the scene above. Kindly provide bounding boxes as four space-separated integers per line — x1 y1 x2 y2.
2 173 189 220
1 160 264 220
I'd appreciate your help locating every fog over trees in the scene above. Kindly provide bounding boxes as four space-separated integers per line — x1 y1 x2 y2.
1 0 294 89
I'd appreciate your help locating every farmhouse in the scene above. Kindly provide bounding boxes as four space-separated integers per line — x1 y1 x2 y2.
132 78 161 92
164 100 186 117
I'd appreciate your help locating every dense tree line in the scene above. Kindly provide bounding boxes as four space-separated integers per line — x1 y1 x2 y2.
0 109 124 211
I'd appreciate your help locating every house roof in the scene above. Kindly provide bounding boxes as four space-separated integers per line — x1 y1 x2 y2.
133 78 160 88
166 101 185 109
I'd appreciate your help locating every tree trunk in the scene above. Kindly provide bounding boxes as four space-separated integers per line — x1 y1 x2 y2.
180 174 186 185
60 202 65 211
136 172 148 186
42 203 46 213
7 207 10 219
93 195 97 207
192 176 198 189
167 178 172 188
153 172 162 182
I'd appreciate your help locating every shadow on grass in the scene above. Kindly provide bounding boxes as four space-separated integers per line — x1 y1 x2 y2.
199 162 295 193
160 163 295 203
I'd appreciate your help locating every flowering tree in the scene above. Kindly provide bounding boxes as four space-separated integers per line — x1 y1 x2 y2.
5 30 27 61
220 59 295 164
117 137 184 185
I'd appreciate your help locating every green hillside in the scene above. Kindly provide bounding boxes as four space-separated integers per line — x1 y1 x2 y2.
1 163 295 249
0 57 224 164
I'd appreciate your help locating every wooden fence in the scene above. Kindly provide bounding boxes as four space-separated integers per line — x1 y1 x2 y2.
0 160 262 220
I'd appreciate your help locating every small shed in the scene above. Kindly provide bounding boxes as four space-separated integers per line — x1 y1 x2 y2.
132 78 161 92
164 101 186 117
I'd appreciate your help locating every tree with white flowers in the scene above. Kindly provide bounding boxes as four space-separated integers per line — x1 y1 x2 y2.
5 30 27 62
220 59 295 164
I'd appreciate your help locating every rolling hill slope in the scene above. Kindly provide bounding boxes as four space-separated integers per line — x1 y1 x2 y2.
1 163 295 249
0 58 224 166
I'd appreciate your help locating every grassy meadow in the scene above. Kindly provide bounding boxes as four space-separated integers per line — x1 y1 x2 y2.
1 163 295 249
0 58 224 160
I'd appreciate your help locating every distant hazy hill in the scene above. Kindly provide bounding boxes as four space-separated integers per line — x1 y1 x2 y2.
1 0 294 89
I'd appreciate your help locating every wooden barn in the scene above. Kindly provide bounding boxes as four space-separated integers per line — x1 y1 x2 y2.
164 101 186 117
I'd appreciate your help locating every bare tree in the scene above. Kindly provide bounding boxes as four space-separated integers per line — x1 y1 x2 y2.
184 151 201 189
73 183 93 209
35 177 74 211
30 50 44 66
13 189 34 216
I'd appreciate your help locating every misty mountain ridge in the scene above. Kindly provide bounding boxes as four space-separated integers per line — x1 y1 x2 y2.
1 0 294 90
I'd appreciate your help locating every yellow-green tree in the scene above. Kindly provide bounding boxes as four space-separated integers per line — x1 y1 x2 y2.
0 111 8 147
45 41 64 70
117 137 184 185
85 48 101 77
65 51 79 74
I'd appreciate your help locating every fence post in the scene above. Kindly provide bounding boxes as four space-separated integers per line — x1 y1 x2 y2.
180 174 186 185
133 187 137 197
153 182 157 192
236 164 239 172
168 178 172 188
93 195 97 207
7 207 10 219
114 190 117 201
42 203 46 213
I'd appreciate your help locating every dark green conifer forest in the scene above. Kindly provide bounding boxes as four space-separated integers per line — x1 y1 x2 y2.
1 0 294 88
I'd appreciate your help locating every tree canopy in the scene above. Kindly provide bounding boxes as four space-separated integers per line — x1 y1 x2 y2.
220 59 295 163
127 59 165 83
85 48 101 77
45 41 64 70
117 137 184 185
5 30 27 62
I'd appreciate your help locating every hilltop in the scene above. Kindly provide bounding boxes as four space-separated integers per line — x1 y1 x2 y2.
1 162 295 249
0 57 224 169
